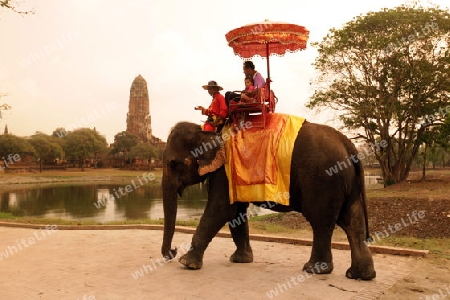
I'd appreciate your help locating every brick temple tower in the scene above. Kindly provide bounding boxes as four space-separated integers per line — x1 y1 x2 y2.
126 75 152 143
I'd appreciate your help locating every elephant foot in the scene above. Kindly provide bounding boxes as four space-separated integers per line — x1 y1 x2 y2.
345 265 376 280
230 249 253 263
179 252 203 270
302 261 334 274
162 248 178 261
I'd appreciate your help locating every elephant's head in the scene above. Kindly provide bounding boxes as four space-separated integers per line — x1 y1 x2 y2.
161 122 225 259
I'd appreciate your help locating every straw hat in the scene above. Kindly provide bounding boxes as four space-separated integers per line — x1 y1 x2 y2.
202 80 223 91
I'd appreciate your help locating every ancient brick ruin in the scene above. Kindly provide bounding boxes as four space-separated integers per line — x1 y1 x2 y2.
125 75 166 151
126 75 152 143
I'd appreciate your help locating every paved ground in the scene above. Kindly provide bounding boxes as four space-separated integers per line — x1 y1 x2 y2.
0 226 429 300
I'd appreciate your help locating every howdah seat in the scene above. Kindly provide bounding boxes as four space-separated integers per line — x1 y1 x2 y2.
228 85 277 128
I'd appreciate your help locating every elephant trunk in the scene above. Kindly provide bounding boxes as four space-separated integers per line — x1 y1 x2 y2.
161 167 179 260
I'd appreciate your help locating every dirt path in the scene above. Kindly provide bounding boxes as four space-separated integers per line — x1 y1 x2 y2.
0 226 449 300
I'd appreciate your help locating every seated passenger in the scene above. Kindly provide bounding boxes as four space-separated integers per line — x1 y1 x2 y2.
195 80 228 132
225 60 266 104
240 76 257 103
243 61 266 89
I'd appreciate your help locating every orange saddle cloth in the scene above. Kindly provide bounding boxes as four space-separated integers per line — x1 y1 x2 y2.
222 113 305 205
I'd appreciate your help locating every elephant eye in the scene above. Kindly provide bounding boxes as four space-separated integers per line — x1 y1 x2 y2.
169 159 180 169
169 159 186 171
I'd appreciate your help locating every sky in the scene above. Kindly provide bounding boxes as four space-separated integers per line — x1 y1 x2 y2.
0 0 448 144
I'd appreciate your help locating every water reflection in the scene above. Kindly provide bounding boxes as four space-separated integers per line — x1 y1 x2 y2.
0 173 381 222
0 183 207 222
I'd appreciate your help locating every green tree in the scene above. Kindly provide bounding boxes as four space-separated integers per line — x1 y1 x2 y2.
0 134 35 168
129 143 158 169
307 4 450 185
436 113 450 149
61 128 108 171
111 131 139 166
111 131 139 154
426 145 449 168
28 133 64 172
52 127 69 139
415 113 450 178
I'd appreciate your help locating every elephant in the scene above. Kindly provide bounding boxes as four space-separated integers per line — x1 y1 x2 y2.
161 119 376 280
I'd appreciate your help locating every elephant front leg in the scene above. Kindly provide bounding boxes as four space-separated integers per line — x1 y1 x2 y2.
179 205 228 269
179 172 232 269
303 226 334 275
228 202 253 263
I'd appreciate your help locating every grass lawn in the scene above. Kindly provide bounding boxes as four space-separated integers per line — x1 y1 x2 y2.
0 167 163 179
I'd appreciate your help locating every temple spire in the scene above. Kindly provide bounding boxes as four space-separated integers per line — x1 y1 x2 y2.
126 75 152 143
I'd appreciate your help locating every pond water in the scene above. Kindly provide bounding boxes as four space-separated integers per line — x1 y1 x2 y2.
0 183 208 223
0 175 382 222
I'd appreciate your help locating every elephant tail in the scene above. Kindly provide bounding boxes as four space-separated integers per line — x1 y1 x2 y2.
355 158 371 241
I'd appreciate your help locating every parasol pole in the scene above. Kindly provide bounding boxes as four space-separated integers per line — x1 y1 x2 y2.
266 43 270 91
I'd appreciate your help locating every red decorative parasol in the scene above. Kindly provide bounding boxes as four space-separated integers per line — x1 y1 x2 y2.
225 20 309 89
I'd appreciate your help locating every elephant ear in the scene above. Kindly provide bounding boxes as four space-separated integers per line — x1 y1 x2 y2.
194 131 226 175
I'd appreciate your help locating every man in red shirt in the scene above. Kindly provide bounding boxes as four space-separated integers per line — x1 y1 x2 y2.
195 80 229 131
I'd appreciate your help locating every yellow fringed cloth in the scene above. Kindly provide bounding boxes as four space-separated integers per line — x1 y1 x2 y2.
222 113 305 205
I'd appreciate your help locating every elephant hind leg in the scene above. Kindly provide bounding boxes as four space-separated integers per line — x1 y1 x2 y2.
337 198 376 280
228 202 253 263
303 226 334 275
